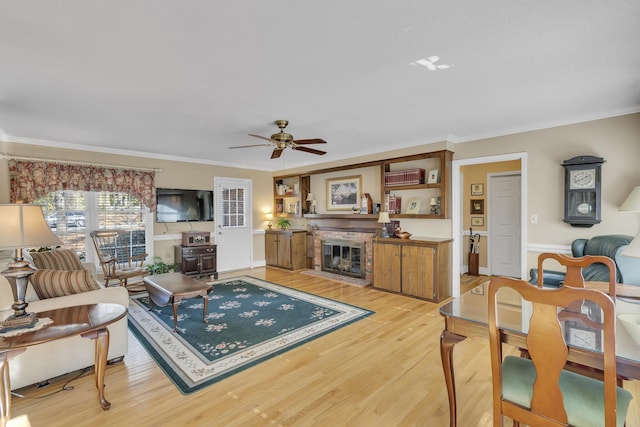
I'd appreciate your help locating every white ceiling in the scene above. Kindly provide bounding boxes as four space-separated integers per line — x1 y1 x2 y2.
1 1 639 171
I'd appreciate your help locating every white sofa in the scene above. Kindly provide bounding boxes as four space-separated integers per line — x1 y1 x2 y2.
0 251 129 391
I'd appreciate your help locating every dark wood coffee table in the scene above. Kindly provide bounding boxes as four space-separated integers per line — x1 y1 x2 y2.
0 303 127 424
143 272 212 331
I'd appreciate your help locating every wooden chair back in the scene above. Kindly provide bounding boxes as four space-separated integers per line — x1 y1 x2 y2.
537 252 616 297
90 229 148 288
488 276 621 426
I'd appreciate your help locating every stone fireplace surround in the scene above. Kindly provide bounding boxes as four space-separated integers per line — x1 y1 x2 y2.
305 214 380 284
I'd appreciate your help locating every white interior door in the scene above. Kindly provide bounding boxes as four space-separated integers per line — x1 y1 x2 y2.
489 173 521 277
214 177 252 272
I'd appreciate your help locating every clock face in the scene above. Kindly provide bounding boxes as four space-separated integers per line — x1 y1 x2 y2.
569 327 597 350
569 169 596 189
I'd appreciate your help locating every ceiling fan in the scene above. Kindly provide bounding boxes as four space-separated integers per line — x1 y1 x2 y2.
229 120 327 159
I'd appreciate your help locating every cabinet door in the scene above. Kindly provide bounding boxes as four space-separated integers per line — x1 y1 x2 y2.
182 254 200 275
373 243 401 292
277 234 293 269
401 245 435 299
265 233 279 266
200 253 216 274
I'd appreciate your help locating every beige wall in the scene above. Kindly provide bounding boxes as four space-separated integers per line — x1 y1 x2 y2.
1 112 639 273
0 142 273 266
453 113 640 271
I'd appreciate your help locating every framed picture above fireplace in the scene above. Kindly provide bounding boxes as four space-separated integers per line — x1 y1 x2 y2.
327 175 362 211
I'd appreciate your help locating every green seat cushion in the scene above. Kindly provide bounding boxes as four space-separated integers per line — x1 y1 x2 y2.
501 355 632 427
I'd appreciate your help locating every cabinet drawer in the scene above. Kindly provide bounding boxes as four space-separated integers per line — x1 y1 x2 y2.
181 246 216 255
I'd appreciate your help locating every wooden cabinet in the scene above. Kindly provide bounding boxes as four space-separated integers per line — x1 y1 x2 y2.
373 237 452 302
306 231 315 269
174 245 218 279
265 230 307 270
381 150 452 219
373 242 401 292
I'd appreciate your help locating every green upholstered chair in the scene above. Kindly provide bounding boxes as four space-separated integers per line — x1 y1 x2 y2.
487 276 632 427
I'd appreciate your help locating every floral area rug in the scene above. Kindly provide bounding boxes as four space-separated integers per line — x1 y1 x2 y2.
127 275 373 394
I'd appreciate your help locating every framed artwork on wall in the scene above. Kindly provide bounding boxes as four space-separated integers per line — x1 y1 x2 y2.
471 183 484 196
471 217 484 226
326 175 362 211
470 199 484 214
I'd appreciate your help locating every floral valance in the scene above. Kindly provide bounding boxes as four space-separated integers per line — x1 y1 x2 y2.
8 160 157 210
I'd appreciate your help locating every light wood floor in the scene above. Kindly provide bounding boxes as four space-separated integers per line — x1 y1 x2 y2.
9 268 640 427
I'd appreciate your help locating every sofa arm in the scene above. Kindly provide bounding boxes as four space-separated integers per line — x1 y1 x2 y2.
27 286 129 313
529 268 565 288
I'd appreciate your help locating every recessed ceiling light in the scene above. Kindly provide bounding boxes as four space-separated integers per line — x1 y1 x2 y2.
410 56 451 71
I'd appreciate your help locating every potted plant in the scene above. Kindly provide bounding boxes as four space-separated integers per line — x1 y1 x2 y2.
147 256 176 275
276 217 291 230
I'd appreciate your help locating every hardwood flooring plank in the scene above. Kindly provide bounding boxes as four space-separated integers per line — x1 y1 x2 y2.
8 267 640 426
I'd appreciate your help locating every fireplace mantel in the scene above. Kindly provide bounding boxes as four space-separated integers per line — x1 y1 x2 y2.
305 214 380 233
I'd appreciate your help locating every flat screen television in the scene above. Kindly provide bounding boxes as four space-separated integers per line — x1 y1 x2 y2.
156 188 214 223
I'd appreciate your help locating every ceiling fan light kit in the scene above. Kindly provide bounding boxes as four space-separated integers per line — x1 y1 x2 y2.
229 120 327 159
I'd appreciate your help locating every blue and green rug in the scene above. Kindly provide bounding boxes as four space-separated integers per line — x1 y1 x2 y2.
128 275 373 394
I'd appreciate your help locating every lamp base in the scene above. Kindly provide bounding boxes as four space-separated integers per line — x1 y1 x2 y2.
381 225 390 238
1 258 38 331
0 312 37 331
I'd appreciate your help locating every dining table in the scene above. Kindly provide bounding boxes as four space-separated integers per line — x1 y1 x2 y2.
439 280 640 427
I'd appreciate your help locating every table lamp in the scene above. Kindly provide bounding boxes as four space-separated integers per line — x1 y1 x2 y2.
0 204 62 330
265 213 273 229
306 193 316 214
378 211 391 238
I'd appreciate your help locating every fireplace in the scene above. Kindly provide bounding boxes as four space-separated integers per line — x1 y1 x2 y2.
321 239 365 279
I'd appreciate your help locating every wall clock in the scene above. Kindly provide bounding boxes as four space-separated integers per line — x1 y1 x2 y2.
562 155 604 227
567 326 598 351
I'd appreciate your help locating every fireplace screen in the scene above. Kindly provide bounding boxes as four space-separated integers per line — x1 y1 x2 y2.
321 239 365 279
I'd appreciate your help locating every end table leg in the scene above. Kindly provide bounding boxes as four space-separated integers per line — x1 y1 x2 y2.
93 328 111 410
440 329 466 427
0 352 10 426
171 302 179 332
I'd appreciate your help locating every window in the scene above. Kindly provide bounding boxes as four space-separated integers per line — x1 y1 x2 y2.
221 188 245 227
33 190 151 264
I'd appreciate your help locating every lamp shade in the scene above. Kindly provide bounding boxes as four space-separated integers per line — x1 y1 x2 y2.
306 193 315 201
0 204 61 250
378 211 390 224
620 186 640 212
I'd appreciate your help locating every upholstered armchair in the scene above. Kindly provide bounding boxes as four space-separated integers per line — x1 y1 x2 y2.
529 235 635 287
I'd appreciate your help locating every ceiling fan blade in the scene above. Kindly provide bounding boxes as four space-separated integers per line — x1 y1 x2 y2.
248 133 273 142
293 146 326 156
229 143 273 149
271 148 284 159
293 138 327 145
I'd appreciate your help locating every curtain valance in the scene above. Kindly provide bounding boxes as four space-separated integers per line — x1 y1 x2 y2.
8 160 157 210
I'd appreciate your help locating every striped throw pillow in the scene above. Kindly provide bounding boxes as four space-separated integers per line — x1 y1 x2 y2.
30 269 101 299
30 249 84 271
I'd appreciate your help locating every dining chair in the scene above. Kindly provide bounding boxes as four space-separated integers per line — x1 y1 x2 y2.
487 276 632 427
537 252 617 297
90 229 148 291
